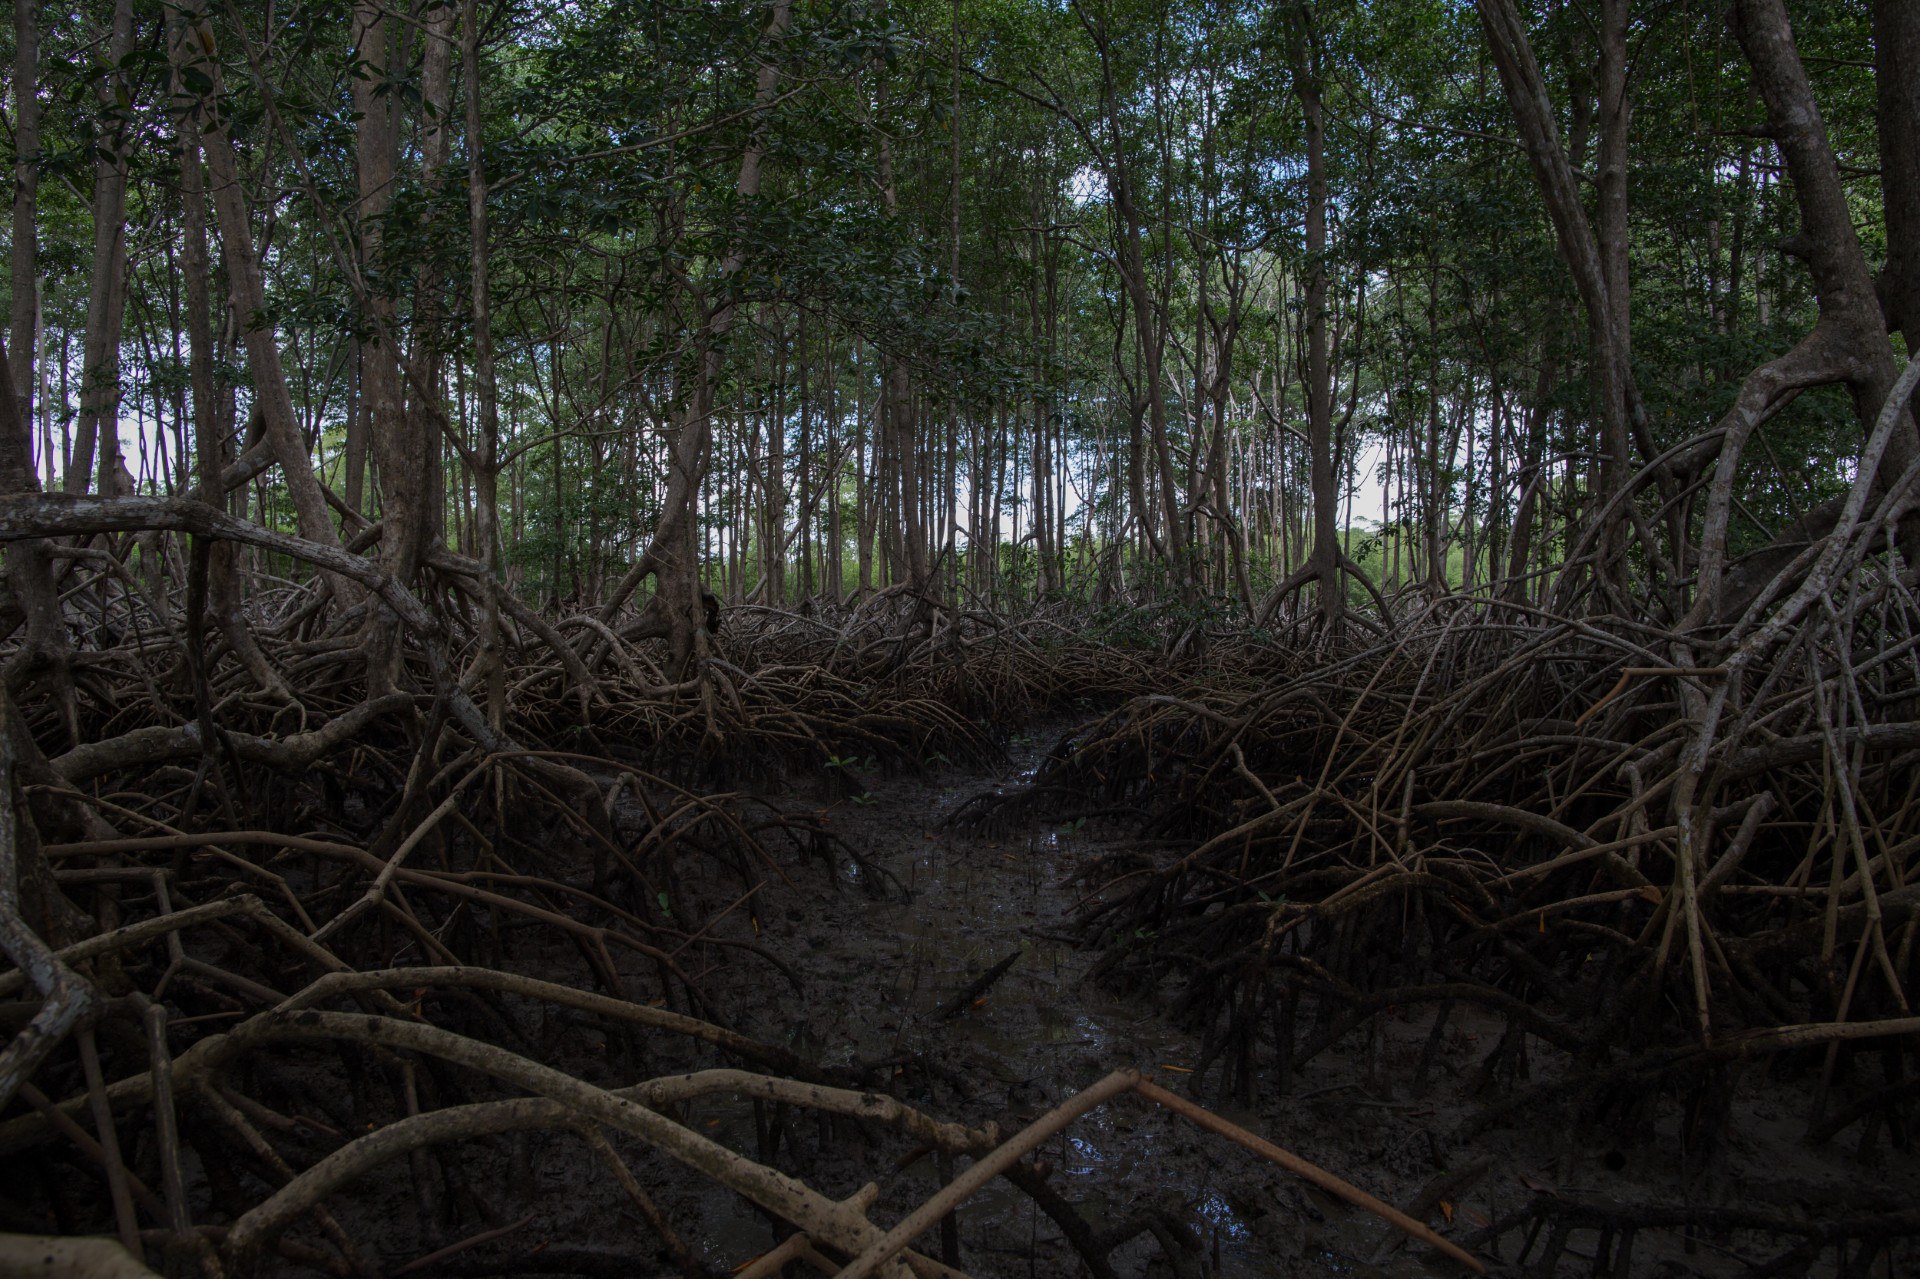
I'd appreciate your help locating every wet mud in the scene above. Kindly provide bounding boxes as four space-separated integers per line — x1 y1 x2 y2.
690 730 1920 1278
282 730 1919 1279
679 731 1476 1276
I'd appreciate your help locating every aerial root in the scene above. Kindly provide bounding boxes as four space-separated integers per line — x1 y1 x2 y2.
960 587 1920 1253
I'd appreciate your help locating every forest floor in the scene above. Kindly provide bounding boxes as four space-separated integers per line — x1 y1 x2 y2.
15 660 1914 1279
580 726 1920 1279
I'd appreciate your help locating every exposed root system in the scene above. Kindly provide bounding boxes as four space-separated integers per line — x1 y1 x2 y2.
9 505 1471 1279
961 587 1920 1269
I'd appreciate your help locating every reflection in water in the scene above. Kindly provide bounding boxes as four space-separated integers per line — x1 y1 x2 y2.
1194 1191 1252 1241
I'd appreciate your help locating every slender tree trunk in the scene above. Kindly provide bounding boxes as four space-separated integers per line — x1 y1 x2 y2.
825 335 843 602
1597 0 1632 404
344 343 366 515
464 0 507 726
412 0 457 533
175 2 342 556
1875 0 1920 351
0 336 70 721
1085 15 1187 591
1476 0 1647 578
597 0 792 677
68 0 136 498
874 86 932 607
1028 196 1056 598
1698 0 1920 620
8 0 39 427
765 314 787 603
1300 12 1341 631
855 342 873 594
1503 349 1557 603
168 14 284 699
356 0 425 683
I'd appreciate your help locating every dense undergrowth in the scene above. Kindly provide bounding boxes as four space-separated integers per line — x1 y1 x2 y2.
2 544 1918 1278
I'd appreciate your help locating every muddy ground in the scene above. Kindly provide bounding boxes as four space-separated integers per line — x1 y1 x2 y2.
253 726 1918 1279
655 729 1918 1278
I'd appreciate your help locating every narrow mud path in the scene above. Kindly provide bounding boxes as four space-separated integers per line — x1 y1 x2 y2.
695 731 1451 1278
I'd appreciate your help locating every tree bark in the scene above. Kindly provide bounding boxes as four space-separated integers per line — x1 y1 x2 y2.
175 3 343 556
1475 0 1641 548
465 0 508 726
8 0 39 429
169 11 286 700
355 0 428 685
596 0 792 678
0 0 70 723
1874 0 1920 350
1082 10 1190 594
1694 0 1920 623
0 332 70 721
1299 16 1340 631
1255 7 1355 631
1595 0 1633 420
66 0 135 498
414 0 457 551
873 71 933 608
